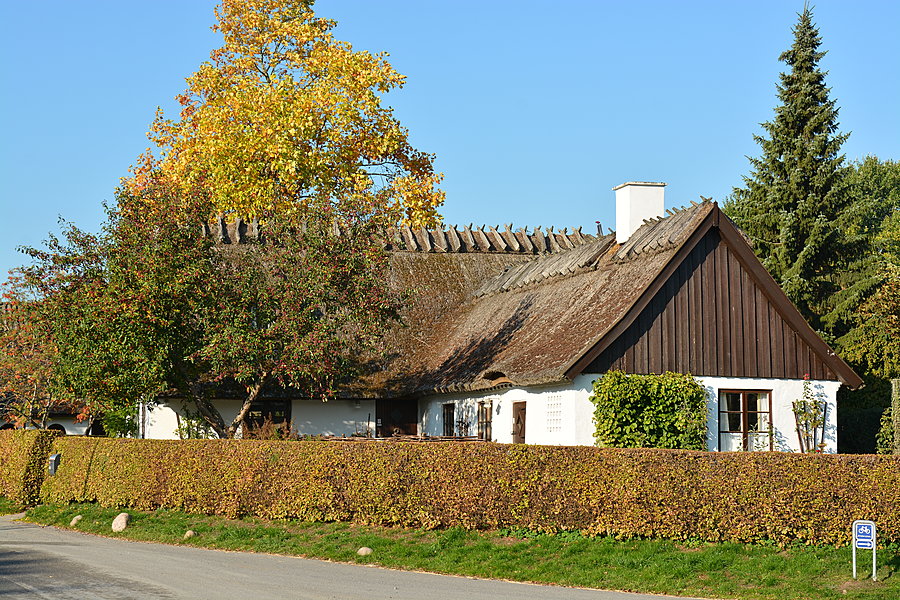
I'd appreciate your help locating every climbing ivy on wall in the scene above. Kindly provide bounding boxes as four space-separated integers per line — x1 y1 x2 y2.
589 371 708 450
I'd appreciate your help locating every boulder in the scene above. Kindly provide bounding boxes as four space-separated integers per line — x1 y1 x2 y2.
111 512 130 533
184 530 197 540
357 547 373 556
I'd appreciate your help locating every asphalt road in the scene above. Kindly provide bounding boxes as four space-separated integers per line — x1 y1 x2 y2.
0 513 707 600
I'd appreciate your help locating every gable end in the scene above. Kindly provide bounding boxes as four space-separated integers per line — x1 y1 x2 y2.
569 205 862 387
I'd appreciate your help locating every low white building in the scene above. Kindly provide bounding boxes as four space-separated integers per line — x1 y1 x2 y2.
141 398 375 440
0 412 93 436
142 184 861 451
418 375 840 452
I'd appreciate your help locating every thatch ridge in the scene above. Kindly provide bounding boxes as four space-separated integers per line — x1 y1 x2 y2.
204 218 600 255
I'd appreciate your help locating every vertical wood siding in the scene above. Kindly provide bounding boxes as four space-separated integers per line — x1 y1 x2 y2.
587 230 838 380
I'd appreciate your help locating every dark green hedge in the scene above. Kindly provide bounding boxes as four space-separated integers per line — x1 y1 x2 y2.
41 438 900 546
590 371 707 449
0 430 57 505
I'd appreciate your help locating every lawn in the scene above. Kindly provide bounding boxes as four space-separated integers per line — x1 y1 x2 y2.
0 496 25 515
19 501 898 600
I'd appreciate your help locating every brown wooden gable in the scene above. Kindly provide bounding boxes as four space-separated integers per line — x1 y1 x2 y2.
570 205 862 387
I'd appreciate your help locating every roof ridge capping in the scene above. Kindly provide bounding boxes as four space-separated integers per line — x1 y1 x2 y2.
613 198 715 261
388 223 598 254
202 218 597 254
472 198 714 298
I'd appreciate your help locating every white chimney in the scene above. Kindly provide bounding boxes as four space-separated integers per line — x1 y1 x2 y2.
613 181 666 244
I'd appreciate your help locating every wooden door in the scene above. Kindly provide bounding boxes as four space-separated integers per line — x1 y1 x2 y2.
442 403 455 437
512 402 526 444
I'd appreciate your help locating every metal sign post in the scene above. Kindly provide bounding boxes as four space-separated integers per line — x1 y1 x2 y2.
852 520 877 581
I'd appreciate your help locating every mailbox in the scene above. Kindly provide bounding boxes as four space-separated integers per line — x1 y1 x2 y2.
48 453 61 476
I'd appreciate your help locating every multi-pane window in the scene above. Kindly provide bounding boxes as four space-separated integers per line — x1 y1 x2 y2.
546 394 562 433
246 398 291 429
719 390 772 451
477 400 493 441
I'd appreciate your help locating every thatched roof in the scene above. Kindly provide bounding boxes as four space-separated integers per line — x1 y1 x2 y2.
347 202 717 398
210 200 861 398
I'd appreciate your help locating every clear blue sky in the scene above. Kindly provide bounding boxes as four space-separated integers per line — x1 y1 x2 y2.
1 1 898 277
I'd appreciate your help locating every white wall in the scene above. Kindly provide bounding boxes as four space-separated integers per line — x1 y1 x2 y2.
418 374 841 452
419 375 597 445
8 418 91 436
140 374 841 450
143 402 182 439
699 376 840 453
291 399 375 437
142 398 375 439
45 417 90 436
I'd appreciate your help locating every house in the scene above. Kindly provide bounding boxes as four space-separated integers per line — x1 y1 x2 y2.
0 396 94 436
143 182 862 451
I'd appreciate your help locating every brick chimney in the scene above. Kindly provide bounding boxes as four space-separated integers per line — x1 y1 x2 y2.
613 181 666 244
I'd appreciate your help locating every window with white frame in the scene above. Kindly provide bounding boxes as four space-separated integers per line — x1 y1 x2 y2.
719 390 772 451
546 394 563 433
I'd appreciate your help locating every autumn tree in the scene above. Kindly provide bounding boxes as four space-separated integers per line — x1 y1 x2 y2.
13 0 439 437
129 0 443 227
0 277 78 429
14 216 155 436
725 6 849 331
19 196 222 437
19 186 399 439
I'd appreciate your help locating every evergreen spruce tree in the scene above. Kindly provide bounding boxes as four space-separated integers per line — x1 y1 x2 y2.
726 5 848 331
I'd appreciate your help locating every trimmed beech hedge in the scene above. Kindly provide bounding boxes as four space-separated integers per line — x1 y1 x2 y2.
0 430 57 505
41 438 900 546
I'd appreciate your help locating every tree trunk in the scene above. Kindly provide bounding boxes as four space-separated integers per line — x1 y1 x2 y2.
175 366 271 440
226 373 269 438
186 382 228 439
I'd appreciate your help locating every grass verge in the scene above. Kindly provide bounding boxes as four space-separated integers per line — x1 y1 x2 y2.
0 496 25 515
23 502 898 600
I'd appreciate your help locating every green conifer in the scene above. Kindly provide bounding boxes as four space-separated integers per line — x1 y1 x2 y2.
726 5 848 330
826 157 900 340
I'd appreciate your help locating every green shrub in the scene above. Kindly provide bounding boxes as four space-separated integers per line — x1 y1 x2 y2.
876 405 894 454
590 371 707 450
0 429 57 505
41 438 899 546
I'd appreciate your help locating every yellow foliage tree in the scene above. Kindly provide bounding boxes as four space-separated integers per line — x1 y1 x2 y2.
128 0 443 226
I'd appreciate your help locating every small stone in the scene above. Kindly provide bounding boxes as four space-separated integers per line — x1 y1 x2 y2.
69 515 83 527
111 512 130 533
184 530 197 540
356 547 373 556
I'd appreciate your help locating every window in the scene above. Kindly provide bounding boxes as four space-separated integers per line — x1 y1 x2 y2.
719 390 772 451
477 400 493 441
546 394 562 433
246 398 291 429
442 403 455 437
